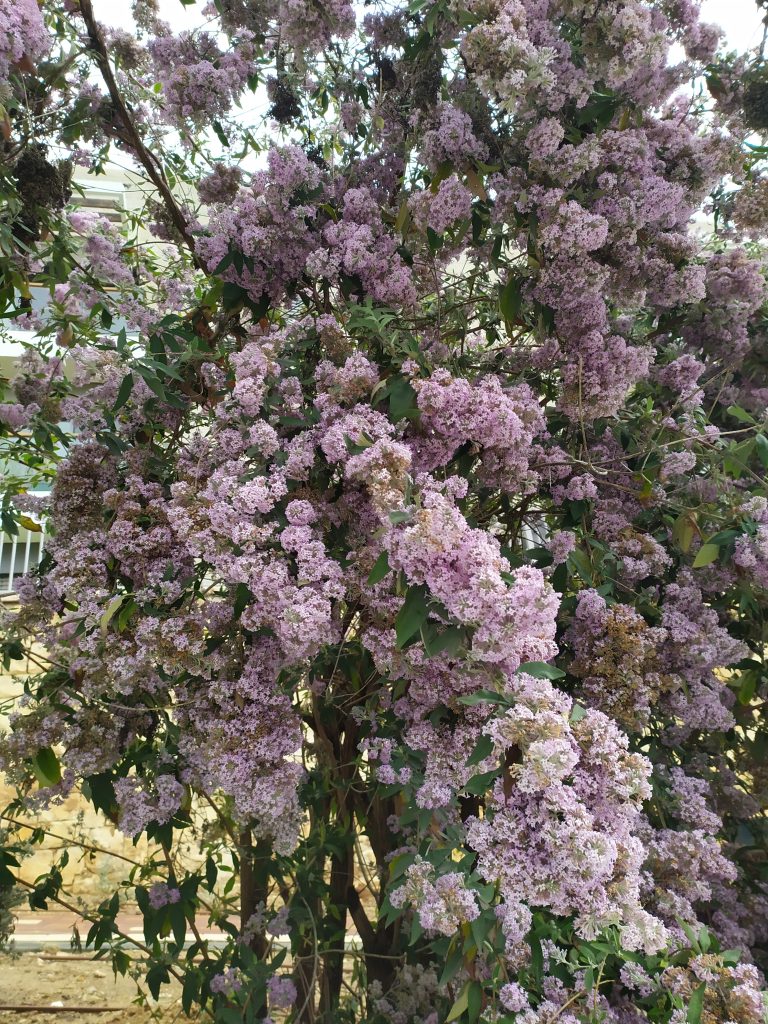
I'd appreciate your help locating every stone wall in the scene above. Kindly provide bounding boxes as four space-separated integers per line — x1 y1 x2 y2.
0 630 144 903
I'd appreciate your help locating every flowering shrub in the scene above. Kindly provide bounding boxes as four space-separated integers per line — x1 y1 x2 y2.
0 1 767 1022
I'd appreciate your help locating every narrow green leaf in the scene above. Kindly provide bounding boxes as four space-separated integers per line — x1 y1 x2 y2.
446 981 470 1022
518 661 566 680
169 902 187 949
467 980 483 1023
687 982 705 1024
677 917 700 949
395 584 429 649
113 372 134 412
211 119 230 147
725 405 756 424
439 943 464 987
499 275 523 327
233 582 253 620
100 594 126 637
424 625 466 658
367 551 391 585
205 856 218 891
426 226 443 253
466 733 493 766
139 372 167 401
457 689 508 707
464 768 500 795
388 376 418 422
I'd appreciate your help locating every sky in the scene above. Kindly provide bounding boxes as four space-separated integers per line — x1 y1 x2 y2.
701 0 765 50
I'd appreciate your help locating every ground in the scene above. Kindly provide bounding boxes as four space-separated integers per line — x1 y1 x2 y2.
0 951 186 1023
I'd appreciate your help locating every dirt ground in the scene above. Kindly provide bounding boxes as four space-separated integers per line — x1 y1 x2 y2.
0 952 187 1023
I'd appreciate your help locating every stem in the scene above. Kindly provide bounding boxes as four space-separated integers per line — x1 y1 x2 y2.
77 0 202 265
1 814 145 868
238 830 269 960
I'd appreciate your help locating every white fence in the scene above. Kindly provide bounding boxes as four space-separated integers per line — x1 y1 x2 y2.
0 519 46 596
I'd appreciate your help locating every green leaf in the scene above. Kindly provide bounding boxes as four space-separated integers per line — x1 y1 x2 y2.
205 856 218 891
168 902 187 949
139 372 167 401
457 689 508 707
31 747 62 786
672 513 696 553
707 528 739 545
724 438 755 478
529 933 544 983
499 275 523 328
245 292 270 319
212 251 235 274
687 982 706 1024
439 942 465 987
389 509 412 525
388 376 418 422
219 1009 244 1024
111 949 130 977
426 226 444 253
464 768 500 795
367 551 391 585
182 973 199 1015
233 582 253 620
692 543 720 568
100 594 126 637
222 282 246 310
469 914 493 955
446 981 470 1022
146 964 170 1001
725 405 756 424
677 917 701 949
83 774 117 819
738 672 757 705
424 625 466 658
568 546 594 581
113 373 134 412
395 584 429 649
570 702 587 723
465 167 488 201
518 661 566 680
466 734 493 766
467 980 483 1023
211 119 230 148
755 434 768 469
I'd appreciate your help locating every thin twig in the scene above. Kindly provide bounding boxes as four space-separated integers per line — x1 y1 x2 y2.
78 0 201 265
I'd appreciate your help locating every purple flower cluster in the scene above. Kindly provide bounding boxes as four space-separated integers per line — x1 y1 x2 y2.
390 860 480 936
148 31 255 129
0 0 49 81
